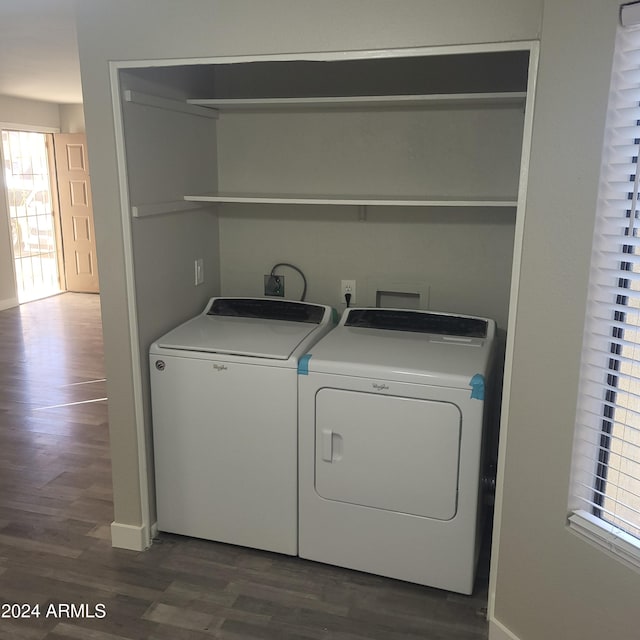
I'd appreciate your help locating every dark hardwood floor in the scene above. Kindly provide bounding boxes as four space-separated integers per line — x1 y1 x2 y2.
0 293 489 639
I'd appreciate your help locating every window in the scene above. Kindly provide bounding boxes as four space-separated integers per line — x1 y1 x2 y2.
570 8 640 568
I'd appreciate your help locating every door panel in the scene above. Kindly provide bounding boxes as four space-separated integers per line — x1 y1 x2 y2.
315 388 461 520
53 133 99 293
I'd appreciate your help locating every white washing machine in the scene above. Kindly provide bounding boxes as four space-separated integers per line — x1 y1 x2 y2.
150 297 335 555
298 307 495 594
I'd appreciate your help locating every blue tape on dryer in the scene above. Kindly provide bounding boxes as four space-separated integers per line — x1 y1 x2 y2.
298 354 312 375
469 374 485 400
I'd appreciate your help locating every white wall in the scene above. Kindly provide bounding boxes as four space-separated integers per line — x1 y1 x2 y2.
219 206 515 328
0 94 61 130
73 1 640 637
490 1 640 639
216 108 523 198
59 103 85 133
216 99 523 327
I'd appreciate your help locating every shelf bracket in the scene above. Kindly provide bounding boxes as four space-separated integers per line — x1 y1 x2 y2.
123 90 219 119
131 200 211 218
358 205 367 222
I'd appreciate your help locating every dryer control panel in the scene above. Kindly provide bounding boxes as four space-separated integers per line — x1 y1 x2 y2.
343 308 489 338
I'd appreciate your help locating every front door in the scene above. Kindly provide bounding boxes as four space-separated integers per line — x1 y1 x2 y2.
53 133 99 293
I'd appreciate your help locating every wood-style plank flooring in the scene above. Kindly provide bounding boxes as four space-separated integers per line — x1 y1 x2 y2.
0 293 490 639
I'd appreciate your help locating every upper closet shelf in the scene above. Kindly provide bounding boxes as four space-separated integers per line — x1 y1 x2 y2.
187 92 527 111
184 192 518 208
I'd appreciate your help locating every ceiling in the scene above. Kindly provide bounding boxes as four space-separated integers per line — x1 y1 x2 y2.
0 0 83 105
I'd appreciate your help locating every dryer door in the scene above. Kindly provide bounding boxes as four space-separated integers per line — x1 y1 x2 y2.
315 388 461 520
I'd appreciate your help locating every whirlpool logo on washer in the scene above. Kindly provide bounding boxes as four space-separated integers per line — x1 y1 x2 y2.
372 382 390 392
212 363 228 372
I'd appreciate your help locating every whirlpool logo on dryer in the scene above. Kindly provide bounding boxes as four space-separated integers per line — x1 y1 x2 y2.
372 382 390 392
213 363 228 371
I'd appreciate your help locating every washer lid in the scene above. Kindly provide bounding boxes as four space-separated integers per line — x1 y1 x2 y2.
156 298 331 360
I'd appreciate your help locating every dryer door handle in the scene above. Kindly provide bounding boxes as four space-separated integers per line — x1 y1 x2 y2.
321 429 343 462
321 429 333 461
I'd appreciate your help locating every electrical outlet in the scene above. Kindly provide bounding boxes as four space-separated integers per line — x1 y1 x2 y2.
341 279 356 304
264 274 285 297
194 258 204 286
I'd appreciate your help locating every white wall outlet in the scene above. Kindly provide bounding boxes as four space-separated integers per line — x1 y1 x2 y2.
194 258 204 286
341 279 356 304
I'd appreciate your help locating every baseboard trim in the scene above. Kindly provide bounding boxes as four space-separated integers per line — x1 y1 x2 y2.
110 521 149 551
489 617 522 640
0 297 18 311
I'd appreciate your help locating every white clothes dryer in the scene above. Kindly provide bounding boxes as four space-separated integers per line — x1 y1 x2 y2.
298 307 495 594
150 297 335 555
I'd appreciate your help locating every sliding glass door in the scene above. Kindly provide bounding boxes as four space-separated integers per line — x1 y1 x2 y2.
2 129 61 302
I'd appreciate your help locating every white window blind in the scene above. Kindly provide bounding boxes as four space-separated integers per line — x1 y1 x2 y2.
570 15 640 568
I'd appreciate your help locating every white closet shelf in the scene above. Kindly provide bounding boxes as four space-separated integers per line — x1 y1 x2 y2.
187 92 526 111
183 192 518 207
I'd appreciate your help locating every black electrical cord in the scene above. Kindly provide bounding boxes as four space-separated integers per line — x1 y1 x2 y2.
270 262 307 301
345 292 352 308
